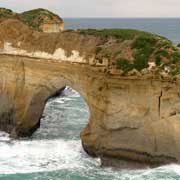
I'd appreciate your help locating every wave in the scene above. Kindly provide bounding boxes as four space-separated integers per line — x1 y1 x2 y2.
60 86 80 98
0 131 10 142
0 132 180 179
0 139 99 175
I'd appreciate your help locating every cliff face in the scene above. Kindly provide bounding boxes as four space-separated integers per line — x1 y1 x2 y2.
0 17 180 168
82 79 180 168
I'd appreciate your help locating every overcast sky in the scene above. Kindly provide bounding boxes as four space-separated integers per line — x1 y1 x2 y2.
0 0 180 18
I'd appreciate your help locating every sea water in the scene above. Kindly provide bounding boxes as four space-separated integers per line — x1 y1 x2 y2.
64 18 180 44
1 19 180 180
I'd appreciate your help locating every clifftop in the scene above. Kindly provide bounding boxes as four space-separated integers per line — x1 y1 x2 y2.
0 9 180 80
0 8 16 18
76 29 180 80
0 8 64 32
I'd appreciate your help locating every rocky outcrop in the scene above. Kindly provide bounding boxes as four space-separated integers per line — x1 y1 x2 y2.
0 8 64 32
0 15 180 168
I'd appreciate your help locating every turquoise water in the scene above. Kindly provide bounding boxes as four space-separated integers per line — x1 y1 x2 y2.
1 19 180 179
1 88 180 180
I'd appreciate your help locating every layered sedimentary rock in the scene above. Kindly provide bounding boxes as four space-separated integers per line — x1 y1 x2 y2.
0 15 180 168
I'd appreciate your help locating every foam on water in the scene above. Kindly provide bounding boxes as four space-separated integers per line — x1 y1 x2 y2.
0 139 100 175
0 134 180 179
0 131 10 142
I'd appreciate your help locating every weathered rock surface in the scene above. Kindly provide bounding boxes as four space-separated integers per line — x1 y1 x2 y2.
0 16 180 169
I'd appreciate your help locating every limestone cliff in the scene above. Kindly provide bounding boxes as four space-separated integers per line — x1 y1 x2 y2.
0 12 180 168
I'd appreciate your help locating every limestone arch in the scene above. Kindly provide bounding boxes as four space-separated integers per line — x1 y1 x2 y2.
14 74 92 136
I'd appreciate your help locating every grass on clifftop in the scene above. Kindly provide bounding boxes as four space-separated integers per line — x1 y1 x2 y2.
78 29 176 71
21 8 59 18
81 29 172 72
82 28 180 77
0 8 15 18
0 8 63 31
77 29 158 41
20 8 63 31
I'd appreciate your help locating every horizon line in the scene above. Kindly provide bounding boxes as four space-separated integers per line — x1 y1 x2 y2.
62 17 180 19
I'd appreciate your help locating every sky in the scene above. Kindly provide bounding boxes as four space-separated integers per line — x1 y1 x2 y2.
0 0 180 18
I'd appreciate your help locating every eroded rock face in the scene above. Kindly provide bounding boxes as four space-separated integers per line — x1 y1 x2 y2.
0 18 180 168
82 79 180 168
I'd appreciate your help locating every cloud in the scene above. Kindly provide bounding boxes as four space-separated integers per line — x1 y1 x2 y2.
0 0 180 17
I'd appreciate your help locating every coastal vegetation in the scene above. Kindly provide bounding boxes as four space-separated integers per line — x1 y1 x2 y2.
0 7 180 79
79 29 180 78
0 8 15 18
78 28 156 41
20 8 62 31
0 8 63 31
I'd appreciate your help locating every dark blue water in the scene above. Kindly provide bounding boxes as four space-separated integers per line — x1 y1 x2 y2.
64 18 180 44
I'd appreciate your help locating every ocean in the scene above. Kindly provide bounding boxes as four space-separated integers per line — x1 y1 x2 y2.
64 18 180 44
1 19 180 180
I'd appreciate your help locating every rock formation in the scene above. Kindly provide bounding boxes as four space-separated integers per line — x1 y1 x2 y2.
0 8 64 32
0 9 180 168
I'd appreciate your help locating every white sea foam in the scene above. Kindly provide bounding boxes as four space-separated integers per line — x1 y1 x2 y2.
0 87 179 179
0 139 99 175
0 131 10 142
61 86 80 98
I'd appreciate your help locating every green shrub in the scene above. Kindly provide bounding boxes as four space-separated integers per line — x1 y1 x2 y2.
171 67 180 77
131 34 157 71
116 58 133 72
155 56 161 66
78 29 157 41
95 47 102 54
172 51 180 64
155 50 170 58
0 8 14 18
113 50 122 58
133 52 149 70
132 35 156 50
155 50 170 66
156 40 172 49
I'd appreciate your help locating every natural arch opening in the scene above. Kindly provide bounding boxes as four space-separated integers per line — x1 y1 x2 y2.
25 86 102 172
0 86 104 174
33 86 90 140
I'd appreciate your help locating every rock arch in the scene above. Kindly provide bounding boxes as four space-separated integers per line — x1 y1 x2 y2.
1 54 180 168
0 19 180 168
0 55 108 159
